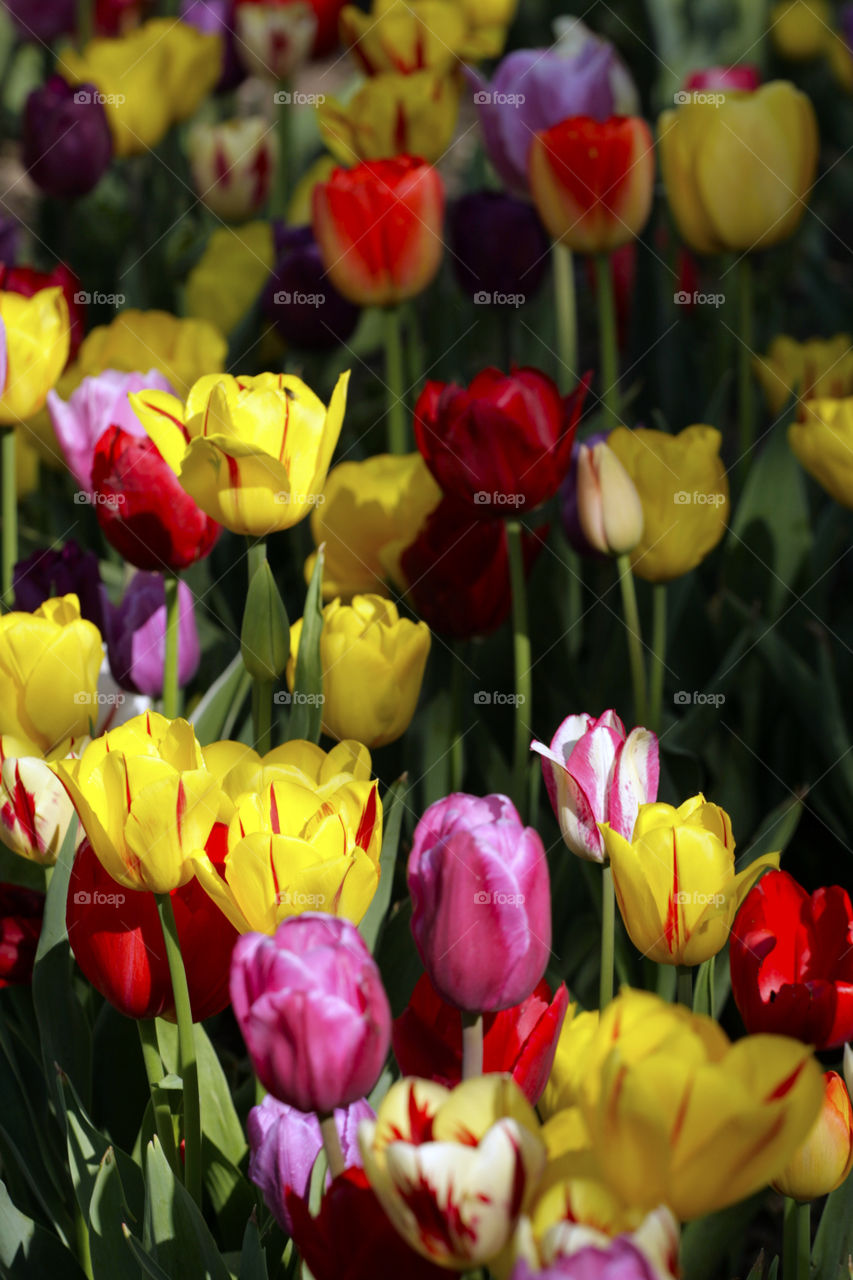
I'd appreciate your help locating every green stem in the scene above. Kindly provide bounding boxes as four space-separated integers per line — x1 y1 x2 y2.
156 894 201 1205
384 307 407 453
76 0 93 48
648 584 667 734
783 1197 810 1280
404 299 424 395
616 554 647 723
738 256 754 483
138 1021 179 1173
2 430 17 608
506 519 531 818
595 252 620 428
461 1012 484 1079
73 1199 94 1280
676 964 693 1008
162 574 180 719
553 243 578 389
450 652 464 793
318 1113 345 1179
246 540 274 754
269 81 292 219
600 864 615 1009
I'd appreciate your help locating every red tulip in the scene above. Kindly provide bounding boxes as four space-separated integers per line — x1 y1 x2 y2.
684 66 761 93
392 973 569 1105
90 424 220 573
730 868 853 1050
0 883 45 988
312 156 445 307
399 496 546 639
0 262 86 364
413 367 589 515
66 832 238 1021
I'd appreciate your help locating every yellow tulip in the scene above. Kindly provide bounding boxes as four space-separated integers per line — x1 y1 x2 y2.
190 738 382 932
318 71 460 165
0 734 81 866
789 397 853 507
539 1007 601 1120
754 334 853 415
185 223 276 339
0 596 102 755
71 309 227 398
340 0 469 75
828 30 853 92
458 0 518 57
129 371 349 538
287 155 338 226
772 1070 853 1201
658 81 818 253
15 430 40 494
600 795 779 966
305 453 441 600
288 594 431 748
188 119 279 224
770 0 833 60
0 288 70 425
145 18 222 123
607 425 729 583
56 712 222 894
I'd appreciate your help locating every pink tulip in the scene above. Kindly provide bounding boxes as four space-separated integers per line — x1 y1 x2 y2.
683 65 761 92
531 710 659 863
229 914 391 1113
408 793 551 1013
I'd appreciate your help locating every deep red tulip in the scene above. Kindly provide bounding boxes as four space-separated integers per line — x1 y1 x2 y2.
392 973 569 1105
730 869 853 1050
399 497 546 639
0 884 45 988
0 262 86 364
90 424 220 573
66 832 238 1021
413 368 589 515
312 156 445 307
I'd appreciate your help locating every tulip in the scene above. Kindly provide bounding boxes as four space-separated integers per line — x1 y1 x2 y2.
22 76 113 200
318 71 460 166
559 432 609 557
186 222 275 339
771 1071 853 1201
551 16 640 111
288 595 430 749
90 424 221 572
14 541 105 632
48 368 175 493
398 496 546 640
129 371 348 539
730 869 853 1049
771 0 832 59
0 735 79 866
96 0 153 35
683 65 762 92
103 573 201 698
67 309 227 398
260 225 360 352
576 441 644 556
56 712 223 894
180 0 245 90
66 835 238 1020
414 368 588 516
0 596 102 754
0 884 45 989
5 0 75 40
408 793 551 1012
248 1095 372 1231
601 795 779 967
658 81 818 254
234 0 347 57
0 288 70 425
754 335 853 416
312 157 445 308
234 2 317 78
393 973 570 1104
531 710 659 864
0 263 85 365
510 1241 661 1280
339 0 468 75
188 117 278 222
790 397 853 507
448 191 551 305
230 914 391 1111
607 425 729 582
360 1075 546 1267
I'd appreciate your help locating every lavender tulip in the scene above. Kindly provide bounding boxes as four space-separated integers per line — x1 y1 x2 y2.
448 191 550 304
14 541 105 632
408 794 551 1013
510 1240 658 1280
23 77 113 200
180 0 245 91
230 915 392 1113
531 711 659 864
261 225 360 351
102 572 201 698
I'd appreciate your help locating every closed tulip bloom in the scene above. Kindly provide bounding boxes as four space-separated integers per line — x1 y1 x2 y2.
360 1075 546 1267
234 2 316 79
103 573 200 697
129 371 348 539
56 712 223 894
658 81 818 254
0 596 102 753
0 883 45 989
0 287 70 424
260 225 360 352
231 914 391 1111
754 335 853 415
0 263 85 366
22 76 113 200
312 157 444 307
188 117 277 222
683 65 761 92
289 595 430 748
234 0 347 58
408 793 551 1012
576 441 644 555
340 0 468 75
607 425 729 582
771 0 832 59
531 710 659 864
14 541 104 632
0 735 79 866
601 795 779 967
790 397 853 507
68 309 227 398
771 1071 853 1201
319 71 460 166
449 191 551 305
529 116 655 255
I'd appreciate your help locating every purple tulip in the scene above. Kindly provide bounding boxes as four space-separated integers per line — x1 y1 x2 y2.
230 915 392 1113
0 216 20 270
48 368 174 493
248 1094 373 1231
4 0 75 42
261 225 360 351
23 77 113 200
13 541 105 632
408 794 551 1013
510 1240 658 1280
560 431 609 557
179 0 245 91
448 191 551 304
531 711 659 864
102 572 201 697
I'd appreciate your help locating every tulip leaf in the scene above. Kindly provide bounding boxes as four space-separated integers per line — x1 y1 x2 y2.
202 1136 260 1251
693 955 715 1018
359 775 408 954
289 544 325 744
121 1229 173 1280
739 794 804 868
812 1164 853 1280
155 1022 247 1167
241 559 290 683
59 1073 144 1231
0 1178 86 1280
87 1149 144 1277
142 1138 231 1280
191 651 252 747
239 1215 269 1280
679 1192 767 1280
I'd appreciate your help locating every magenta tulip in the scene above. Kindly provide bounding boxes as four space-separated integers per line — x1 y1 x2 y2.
408 794 551 1013
230 915 392 1113
531 710 659 864
510 1240 658 1280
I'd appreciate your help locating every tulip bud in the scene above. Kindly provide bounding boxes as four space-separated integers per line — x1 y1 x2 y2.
260 226 360 352
188 117 278 223
772 1071 853 1201
0 744 78 866
576 440 644 555
103 572 201 698
771 0 832 60
234 2 317 80
14 541 105 633
241 559 290 682
22 77 113 200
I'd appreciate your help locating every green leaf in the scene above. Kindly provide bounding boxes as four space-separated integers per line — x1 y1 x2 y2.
739 794 805 867
156 1022 247 1166
239 1215 269 1280
60 1073 144 1230
142 1138 231 1280
241 560 289 682
191 652 252 747
88 1149 142 1277
359 776 408 954
289 545 325 743
202 1136 259 1251
679 1192 766 1280
0 1179 86 1280
122 1226 174 1280
693 955 715 1018
812 1164 853 1280
744 1251 767 1280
